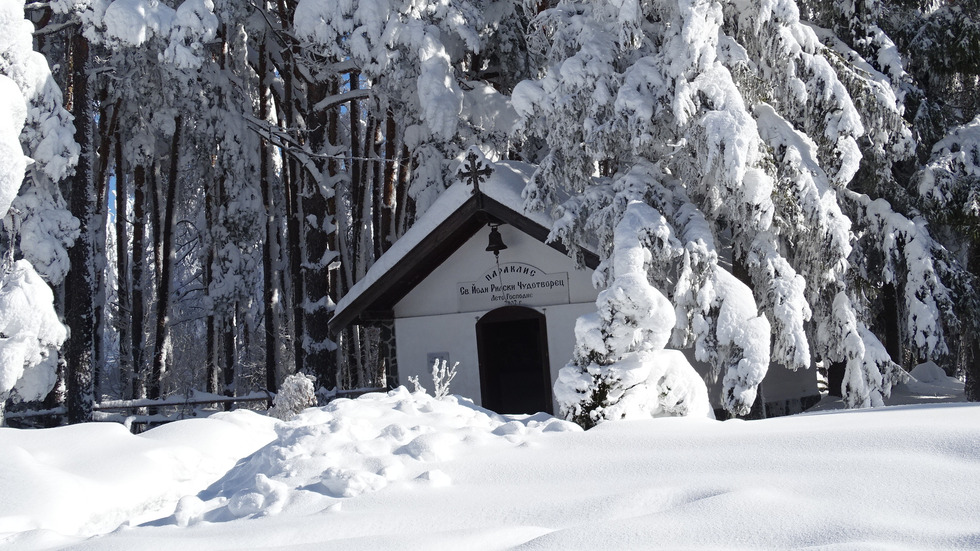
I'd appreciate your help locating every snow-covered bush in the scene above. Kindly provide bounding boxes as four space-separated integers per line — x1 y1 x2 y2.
431 359 458 400
555 202 713 428
408 359 459 399
268 373 317 421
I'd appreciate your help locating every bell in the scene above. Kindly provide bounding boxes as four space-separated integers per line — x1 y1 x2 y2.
486 224 508 257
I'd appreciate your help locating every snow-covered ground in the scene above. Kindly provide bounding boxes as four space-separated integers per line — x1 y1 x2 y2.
2 370 979 551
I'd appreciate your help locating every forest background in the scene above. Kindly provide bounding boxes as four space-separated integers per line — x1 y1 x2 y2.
0 0 978 426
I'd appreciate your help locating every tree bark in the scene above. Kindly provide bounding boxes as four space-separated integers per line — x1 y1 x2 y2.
131 164 147 400
149 117 181 402
881 283 903 367
827 361 845 398
259 41 279 397
65 32 94 424
395 144 413 236
205 174 218 395
115 132 132 398
381 112 397 253
307 76 339 392
966 243 980 401
282 45 306 379
222 306 237 410
91 97 118 399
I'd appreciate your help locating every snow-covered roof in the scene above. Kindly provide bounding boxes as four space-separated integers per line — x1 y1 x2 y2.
330 160 597 332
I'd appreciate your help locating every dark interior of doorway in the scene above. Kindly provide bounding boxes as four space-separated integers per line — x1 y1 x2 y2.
476 306 552 415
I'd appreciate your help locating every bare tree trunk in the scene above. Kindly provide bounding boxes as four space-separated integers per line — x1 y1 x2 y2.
222 306 237 410
395 144 413 236
274 30 306 380
259 40 279 397
308 76 339 392
966 244 980 401
370 114 383 261
91 97 118 399
115 132 132 398
285 128 305 380
381 112 397 253
881 283 903 367
151 164 162 297
65 32 94 424
205 176 218 395
359 113 378 270
131 164 147 400
149 117 181 402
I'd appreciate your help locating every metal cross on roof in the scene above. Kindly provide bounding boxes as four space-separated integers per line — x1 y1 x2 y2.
459 150 494 194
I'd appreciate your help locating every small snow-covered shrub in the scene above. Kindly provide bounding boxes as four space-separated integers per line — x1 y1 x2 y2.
431 359 458 399
408 375 425 393
268 373 317 421
408 359 459 399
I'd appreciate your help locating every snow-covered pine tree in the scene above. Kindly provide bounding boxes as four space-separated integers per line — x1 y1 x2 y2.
515 0 952 416
883 0 980 396
0 1 72 422
794 0 961 380
917 117 980 398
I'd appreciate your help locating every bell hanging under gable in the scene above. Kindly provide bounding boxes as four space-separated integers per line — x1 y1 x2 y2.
486 225 507 257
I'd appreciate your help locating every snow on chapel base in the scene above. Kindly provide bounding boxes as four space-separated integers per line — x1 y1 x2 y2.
330 161 820 419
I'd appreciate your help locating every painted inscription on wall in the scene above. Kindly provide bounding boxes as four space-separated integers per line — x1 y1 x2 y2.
458 262 569 311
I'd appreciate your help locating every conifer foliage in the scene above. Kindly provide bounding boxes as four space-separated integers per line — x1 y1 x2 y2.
514 0 960 416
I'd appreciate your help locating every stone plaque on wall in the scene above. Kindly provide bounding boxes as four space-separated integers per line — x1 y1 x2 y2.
457 262 569 312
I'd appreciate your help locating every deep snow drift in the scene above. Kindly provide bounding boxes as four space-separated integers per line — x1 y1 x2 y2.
2 377 979 550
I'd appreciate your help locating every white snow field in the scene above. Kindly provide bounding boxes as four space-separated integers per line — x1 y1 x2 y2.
2 373 979 551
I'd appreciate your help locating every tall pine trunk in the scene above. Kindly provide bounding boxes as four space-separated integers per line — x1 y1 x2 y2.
283 58 306 379
966 243 980 401
149 118 181 402
259 41 279 397
65 32 95 424
381 112 397 254
92 98 118 398
395 144 413 236
205 175 218 395
131 165 147 400
114 134 132 398
881 283 903 367
300 78 336 391
222 306 237 410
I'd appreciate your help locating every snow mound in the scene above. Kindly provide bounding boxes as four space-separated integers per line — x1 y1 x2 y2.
909 361 947 384
186 387 580 521
0 410 278 540
889 362 966 404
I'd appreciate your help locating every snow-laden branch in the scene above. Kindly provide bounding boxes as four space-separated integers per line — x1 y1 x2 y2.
312 88 372 113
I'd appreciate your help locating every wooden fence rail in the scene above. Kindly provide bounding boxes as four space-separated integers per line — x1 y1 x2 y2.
3 387 387 428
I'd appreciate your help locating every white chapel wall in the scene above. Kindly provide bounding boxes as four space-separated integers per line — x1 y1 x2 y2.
395 312 484 401
394 224 599 319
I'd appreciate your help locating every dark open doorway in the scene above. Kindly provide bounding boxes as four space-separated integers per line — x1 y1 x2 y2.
476 306 553 414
